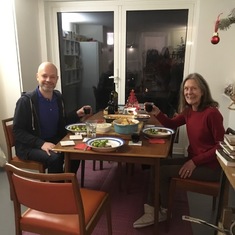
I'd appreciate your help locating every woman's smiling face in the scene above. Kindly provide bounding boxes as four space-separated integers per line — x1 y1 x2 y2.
184 79 203 111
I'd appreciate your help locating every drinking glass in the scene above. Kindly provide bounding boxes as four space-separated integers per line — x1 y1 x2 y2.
131 132 140 143
86 120 97 138
84 107 91 115
145 102 154 112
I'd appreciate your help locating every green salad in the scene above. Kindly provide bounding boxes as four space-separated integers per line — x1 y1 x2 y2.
145 128 168 135
91 139 109 147
69 125 86 132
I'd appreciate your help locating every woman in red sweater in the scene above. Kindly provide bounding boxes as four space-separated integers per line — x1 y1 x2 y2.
133 73 225 228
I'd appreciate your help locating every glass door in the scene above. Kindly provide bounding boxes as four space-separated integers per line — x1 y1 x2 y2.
125 9 188 117
45 0 193 114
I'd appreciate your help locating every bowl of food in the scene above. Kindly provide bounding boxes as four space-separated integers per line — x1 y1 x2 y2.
142 126 175 139
113 118 139 135
96 123 112 133
65 123 87 135
86 137 124 152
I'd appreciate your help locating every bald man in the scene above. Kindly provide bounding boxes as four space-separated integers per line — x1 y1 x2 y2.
13 62 91 173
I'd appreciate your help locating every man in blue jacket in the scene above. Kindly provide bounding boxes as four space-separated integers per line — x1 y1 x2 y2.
13 62 91 173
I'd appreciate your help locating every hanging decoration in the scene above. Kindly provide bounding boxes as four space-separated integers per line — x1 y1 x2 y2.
211 13 222 44
211 8 235 44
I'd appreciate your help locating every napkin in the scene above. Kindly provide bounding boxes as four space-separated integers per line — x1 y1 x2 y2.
69 134 82 140
148 139 165 144
129 141 142 146
74 143 91 150
60 140 75 146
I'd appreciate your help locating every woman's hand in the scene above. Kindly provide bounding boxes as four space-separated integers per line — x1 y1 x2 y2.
144 102 160 116
179 159 196 178
151 105 161 116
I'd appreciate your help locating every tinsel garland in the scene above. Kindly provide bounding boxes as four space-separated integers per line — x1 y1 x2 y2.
218 8 235 30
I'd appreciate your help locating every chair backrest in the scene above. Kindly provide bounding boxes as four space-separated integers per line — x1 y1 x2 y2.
5 163 86 223
2 117 15 161
168 127 179 157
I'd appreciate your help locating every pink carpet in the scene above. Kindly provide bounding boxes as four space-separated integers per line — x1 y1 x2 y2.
23 161 193 235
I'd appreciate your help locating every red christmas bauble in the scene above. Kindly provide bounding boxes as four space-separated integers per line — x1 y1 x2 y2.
211 35 220 44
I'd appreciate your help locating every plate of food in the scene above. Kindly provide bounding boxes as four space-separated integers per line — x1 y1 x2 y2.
86 137 124 152
65 123 87 135
142 126 175 139
134 114 150 122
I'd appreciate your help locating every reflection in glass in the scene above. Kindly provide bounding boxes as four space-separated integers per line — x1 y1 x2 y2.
58 12 114 115
126 10 188 117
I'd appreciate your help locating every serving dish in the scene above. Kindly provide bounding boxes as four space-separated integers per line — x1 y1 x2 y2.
113 118 139 135
103 114 134 123
86 137 124 152
134 114 150 122
65 123 87 134
142 126 175 139
96 123 112 133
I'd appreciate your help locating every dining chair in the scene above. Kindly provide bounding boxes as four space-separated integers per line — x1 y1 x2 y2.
165 172 221 231
5 163 112 235
2 117 45 173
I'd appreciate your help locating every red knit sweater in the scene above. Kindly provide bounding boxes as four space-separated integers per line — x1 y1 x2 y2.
156 107 225 169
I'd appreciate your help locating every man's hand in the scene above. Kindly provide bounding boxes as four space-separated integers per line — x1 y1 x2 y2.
41 142 55 156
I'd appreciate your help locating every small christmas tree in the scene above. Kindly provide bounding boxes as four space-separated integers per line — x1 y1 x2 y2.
126 89 139 109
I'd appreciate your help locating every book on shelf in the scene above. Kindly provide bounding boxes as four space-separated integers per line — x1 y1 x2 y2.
220 141 235 158
224 134 235 146
223 138 235 151
216 149 235 167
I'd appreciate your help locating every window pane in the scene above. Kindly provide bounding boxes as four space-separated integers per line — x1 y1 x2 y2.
58 12 114 114
126 10 188 117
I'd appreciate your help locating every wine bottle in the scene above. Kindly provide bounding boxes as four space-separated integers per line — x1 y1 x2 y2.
110 83 118 113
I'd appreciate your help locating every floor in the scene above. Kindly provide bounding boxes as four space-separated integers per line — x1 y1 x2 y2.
1 163 235 235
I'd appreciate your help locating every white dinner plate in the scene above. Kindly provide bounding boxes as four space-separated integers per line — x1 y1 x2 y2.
86 137 124 152
142 126 175 139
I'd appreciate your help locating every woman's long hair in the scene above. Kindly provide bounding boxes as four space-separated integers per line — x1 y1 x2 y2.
178 73 219 113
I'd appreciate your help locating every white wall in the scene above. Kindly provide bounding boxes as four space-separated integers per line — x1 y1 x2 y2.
14 0 42 92
0 0 21 154
193 0 235 130
0 0 44 155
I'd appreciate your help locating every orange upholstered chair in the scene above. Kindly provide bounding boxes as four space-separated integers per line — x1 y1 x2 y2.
5 163 112 235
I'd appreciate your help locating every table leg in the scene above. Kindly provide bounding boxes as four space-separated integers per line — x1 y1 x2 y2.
64 152 71 173
214 171 230 235
154 160 160 235
81 160 85 187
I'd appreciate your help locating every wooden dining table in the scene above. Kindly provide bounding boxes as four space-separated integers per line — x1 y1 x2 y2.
53 111 173 235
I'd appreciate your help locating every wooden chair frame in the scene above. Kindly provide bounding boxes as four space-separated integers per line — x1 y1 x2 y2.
165 177 220 232
2 117 45 173
5 163 112 235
